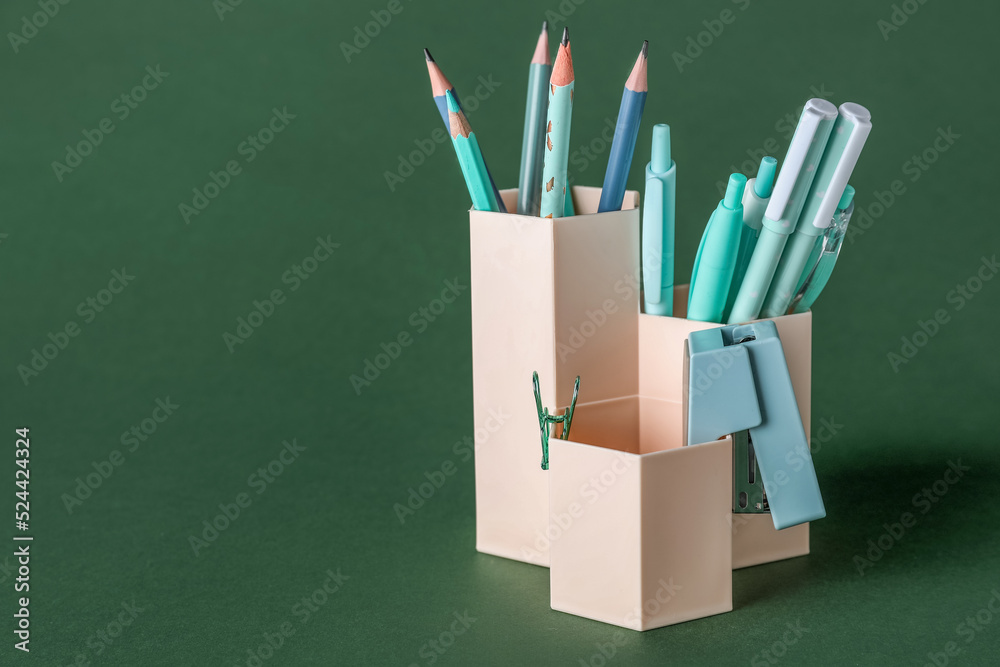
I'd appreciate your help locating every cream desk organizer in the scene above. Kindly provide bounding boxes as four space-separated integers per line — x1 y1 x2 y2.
469 186 813 631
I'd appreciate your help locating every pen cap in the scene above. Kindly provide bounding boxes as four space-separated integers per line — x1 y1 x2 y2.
651 124 671 173
696 174 746 271
741 158 776 232
797 103 872 234
762 99 838 235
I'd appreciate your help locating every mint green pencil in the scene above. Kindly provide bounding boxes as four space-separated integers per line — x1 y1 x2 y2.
446 90 500 212
517 21 551 215
540 28 574 218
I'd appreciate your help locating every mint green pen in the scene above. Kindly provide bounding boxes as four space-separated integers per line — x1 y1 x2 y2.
722 157 776 321
688 173 747 323
727 99 838 324
761 103 872 318
642 124 676 316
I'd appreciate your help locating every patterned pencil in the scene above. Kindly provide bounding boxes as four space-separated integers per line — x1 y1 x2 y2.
425 49 507 212
517 21 551 215
539 28 575 219
598 40 648 212
446 90 501 212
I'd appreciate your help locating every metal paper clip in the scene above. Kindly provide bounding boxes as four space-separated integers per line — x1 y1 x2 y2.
532 371 580 470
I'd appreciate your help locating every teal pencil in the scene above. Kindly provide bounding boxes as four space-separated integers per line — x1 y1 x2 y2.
517 21 551 215
540 28 574 219
446 90 500 212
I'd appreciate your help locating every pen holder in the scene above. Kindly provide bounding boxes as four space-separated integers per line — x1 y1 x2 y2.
468 186 816 629
548 414 733 630
639 288 813 569
470 186 640 566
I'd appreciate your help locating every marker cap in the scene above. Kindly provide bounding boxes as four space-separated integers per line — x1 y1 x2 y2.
762 99 838 234
798 103 872 233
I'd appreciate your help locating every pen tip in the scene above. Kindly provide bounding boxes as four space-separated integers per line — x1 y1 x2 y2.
641 40 648 57
561 27 569 46
423 48 434 62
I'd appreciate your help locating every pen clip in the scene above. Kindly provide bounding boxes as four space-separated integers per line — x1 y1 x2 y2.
532 371 580 470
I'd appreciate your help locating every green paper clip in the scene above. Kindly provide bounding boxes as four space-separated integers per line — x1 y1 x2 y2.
532 371 580 470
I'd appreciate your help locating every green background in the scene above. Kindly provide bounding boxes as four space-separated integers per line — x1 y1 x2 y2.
3 0 999 664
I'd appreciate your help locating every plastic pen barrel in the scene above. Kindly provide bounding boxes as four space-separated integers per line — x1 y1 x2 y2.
642 124 676 315
723 157 776 321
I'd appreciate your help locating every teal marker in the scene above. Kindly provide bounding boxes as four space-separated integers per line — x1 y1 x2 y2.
761 103 872 317
727 99 838 324
791 185 855 313
722 157 776 321
642 124 676 316
688 173 747 323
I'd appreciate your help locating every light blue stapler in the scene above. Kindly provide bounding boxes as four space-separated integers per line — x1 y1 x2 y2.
684 320 825 530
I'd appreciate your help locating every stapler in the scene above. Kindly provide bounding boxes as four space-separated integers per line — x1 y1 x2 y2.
683 320 825 530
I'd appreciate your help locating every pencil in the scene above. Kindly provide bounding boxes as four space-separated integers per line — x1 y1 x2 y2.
517 21 551 215
539 28 575 219
446 90 501 212
425 49 507 213
598 40 648 213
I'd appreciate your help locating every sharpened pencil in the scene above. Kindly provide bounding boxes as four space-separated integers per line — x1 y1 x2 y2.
425 49 507 213
446 90 501 212
540 28 575 219
517 22 551 215
598 40 648 213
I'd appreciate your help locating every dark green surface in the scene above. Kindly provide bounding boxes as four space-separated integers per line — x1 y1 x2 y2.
2 0 999 664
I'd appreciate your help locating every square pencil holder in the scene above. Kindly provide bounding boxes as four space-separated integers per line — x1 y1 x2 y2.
470 186 640 566
468 186 816 629
638 288 813 570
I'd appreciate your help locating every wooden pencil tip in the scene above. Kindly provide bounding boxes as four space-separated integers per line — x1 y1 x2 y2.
561 27 569 46
551 34 574 85
541 20 548 34
423 48 434 62
641 40 648 58
532 22 551 65
625 42 648 92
